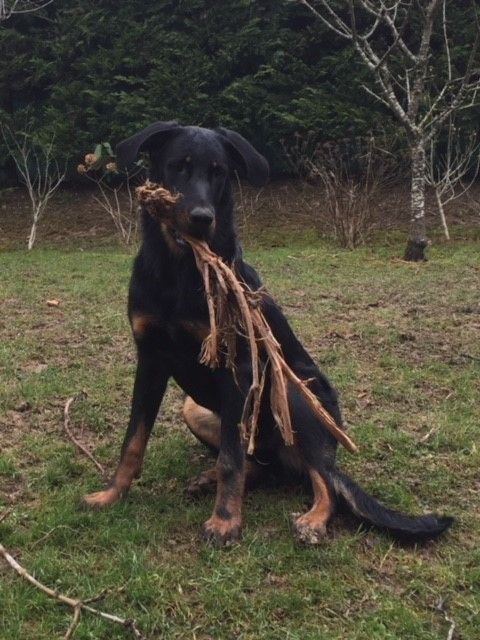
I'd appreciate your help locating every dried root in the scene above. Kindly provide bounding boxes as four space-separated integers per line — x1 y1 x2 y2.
135 182 179 220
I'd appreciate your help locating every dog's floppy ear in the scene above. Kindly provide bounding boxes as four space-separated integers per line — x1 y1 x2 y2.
115 121 183 170
215 127 269 188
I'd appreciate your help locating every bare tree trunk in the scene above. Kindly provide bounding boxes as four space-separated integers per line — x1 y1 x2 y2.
28 219 37 250
404 140 429 261
435 188 450 240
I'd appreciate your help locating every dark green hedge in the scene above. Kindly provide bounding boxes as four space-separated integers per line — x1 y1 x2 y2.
0 0 478 183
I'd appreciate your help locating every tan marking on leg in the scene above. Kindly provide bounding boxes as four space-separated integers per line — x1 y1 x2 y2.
131 314 154 339
203 481 243 545
187 458 268 497
202 512 242 544
203 456 245 545
294 469 333 544
83 423 148 508
183 396 221 450
179 320 210 342
82 486 121 508
186 466 218 497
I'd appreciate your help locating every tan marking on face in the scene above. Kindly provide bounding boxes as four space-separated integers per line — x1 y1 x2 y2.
131 313 155 339
160 222 185 256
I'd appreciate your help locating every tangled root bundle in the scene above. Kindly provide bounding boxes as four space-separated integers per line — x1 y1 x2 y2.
136 182 179 217
136 182 358 455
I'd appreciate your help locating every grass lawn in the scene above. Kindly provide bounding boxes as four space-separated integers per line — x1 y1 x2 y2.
0 235 479 639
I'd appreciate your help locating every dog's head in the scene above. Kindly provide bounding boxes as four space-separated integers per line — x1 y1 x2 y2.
116 121 269 248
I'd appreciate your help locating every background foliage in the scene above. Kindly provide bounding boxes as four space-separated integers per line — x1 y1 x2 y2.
0 0 479 183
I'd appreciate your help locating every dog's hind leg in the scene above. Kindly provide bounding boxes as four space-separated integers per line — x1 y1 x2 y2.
183 396 221 451
294 468 333 544
83 347 169 508
286 385 340 543
183 396 270 497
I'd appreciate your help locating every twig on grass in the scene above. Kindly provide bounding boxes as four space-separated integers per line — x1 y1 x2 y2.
29 525 75 550
0 513 145 640
63 393 106 478
419 426 438 444
459 352 480 362
136 182 358 456
435 597 456 640
63 605 81 640
0 508 13 524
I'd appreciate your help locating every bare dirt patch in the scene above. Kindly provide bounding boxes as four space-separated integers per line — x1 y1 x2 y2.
2 179 480 249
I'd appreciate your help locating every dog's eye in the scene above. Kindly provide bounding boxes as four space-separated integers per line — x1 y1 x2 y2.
169 158 190 174
210 163 226 178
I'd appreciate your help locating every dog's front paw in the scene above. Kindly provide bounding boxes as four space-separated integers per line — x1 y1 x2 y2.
82 486 123 509
293 513 328 545
186 470 217 498
202 516 242 547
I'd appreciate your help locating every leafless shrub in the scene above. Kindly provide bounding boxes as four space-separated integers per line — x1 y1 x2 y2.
78 146 143 245
86 172 139 245
426 119 480 239
464 183 480 224
0 0 52 21
1 124 66 249
234 171 265 237
284 134 397 248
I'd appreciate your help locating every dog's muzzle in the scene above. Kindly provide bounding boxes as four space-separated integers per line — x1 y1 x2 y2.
189 207 215 237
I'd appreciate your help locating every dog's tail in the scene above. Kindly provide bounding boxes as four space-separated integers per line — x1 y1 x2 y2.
327 468 453 542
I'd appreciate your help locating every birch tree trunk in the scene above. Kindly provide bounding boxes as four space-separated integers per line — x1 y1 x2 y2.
404 140 429 261
435 188 450 240
27 206 41 250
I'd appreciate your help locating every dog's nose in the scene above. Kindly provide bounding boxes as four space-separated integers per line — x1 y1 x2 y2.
190 207 214 229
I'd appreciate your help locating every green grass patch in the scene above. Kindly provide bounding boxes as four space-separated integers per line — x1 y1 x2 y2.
0 238 479 639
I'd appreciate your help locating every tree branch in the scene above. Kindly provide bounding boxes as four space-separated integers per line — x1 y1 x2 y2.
297 0 352 39
0 514 145 640
0 0 52 20
63 394 106 478
408 0 442 120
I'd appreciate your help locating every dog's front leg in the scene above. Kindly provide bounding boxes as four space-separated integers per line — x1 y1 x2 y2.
83 347 169 508
202 370 246 546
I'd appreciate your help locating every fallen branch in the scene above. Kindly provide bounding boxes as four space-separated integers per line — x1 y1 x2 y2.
435 597 456 640
0 508 13 524
64 605 81 640
136 182 358 455
0 513 145 639
63 393 106 478
459 352 480 362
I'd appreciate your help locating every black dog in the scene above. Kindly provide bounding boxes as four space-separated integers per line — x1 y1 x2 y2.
83 121 453 545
